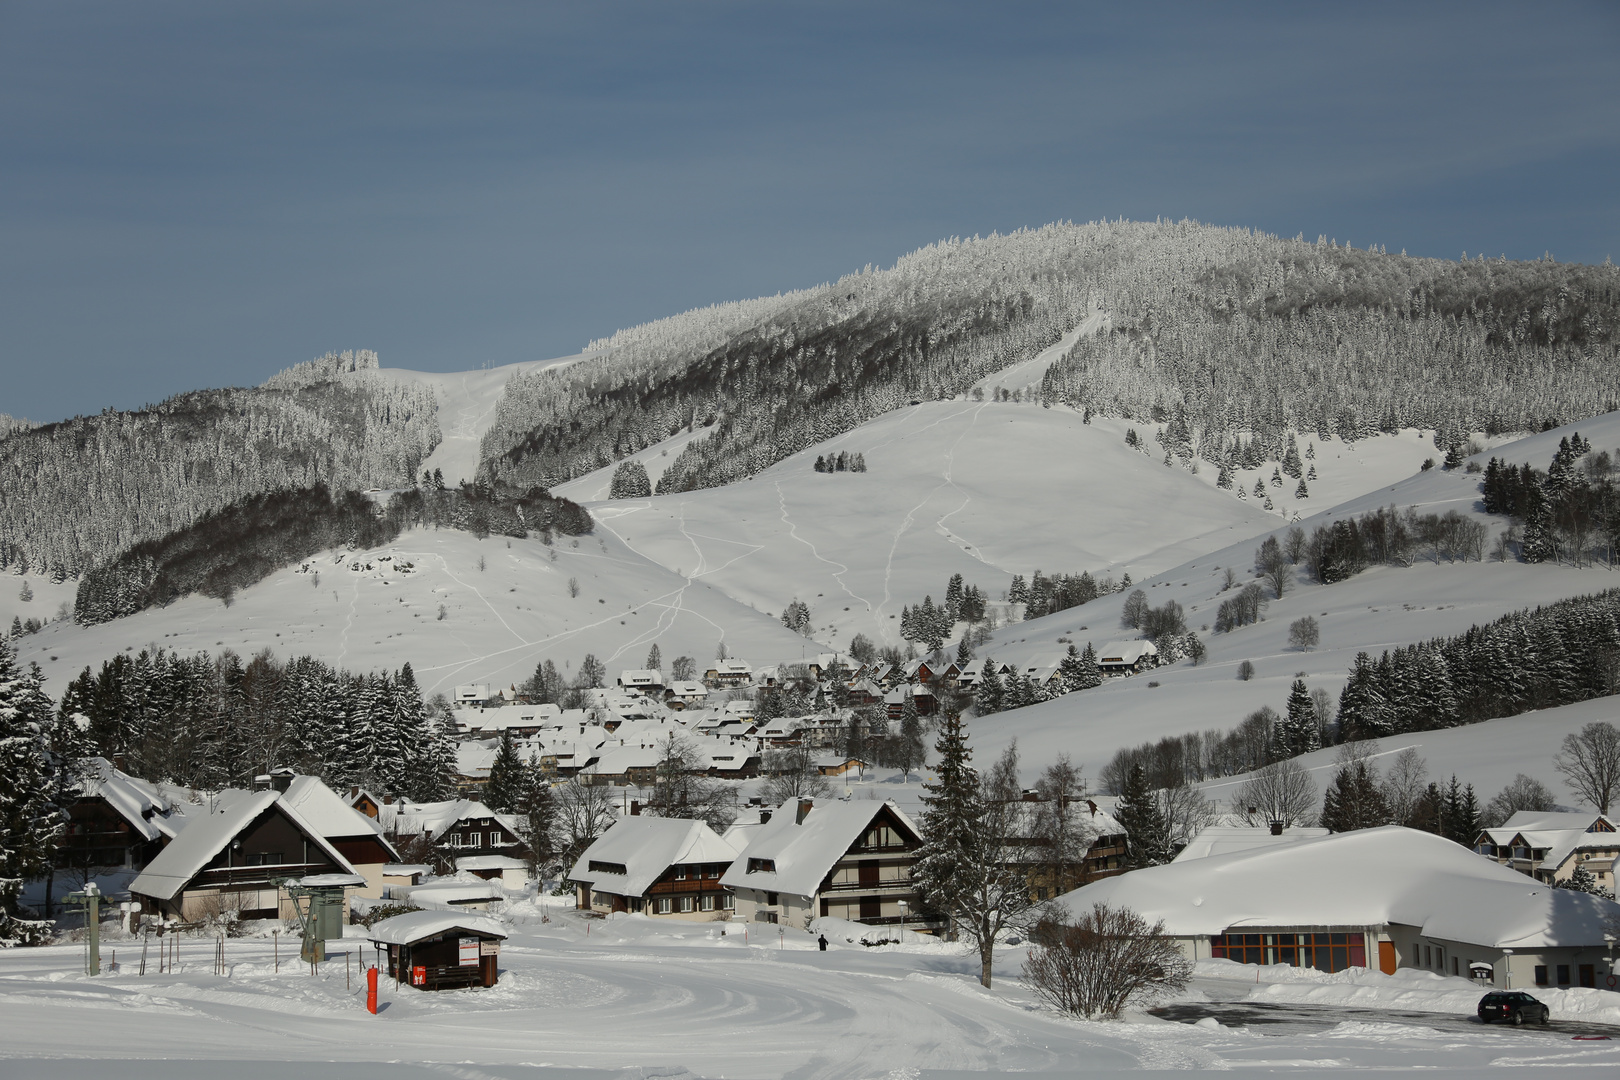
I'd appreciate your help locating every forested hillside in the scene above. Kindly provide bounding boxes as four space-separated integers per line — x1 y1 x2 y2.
479 220 1620 495
0 350 439 577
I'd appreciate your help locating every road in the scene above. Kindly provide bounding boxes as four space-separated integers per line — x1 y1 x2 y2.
1153 998 1619 1039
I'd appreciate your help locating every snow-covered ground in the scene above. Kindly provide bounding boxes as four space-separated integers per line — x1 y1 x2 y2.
965 412 1620 791
3 905 1614 1078
18 526 811 698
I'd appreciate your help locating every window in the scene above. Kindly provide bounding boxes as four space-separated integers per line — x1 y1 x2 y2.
588 860 628 876
680 896 694 913
655 897 672 914
1424 946 1431 967
1209 932 1366 973
755 910 778 924
674 866 687 881
700 895 716 912
1535 965 1548 986
722 893 735 910
766 891 779 906
1557 965 1570 985
467 833 483 849
747 858 776 874
244 852 284 867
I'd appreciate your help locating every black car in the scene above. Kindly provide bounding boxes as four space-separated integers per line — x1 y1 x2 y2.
1478 991 1550 1025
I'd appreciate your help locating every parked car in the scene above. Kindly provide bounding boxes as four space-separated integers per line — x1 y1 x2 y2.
1478 991 1550 1025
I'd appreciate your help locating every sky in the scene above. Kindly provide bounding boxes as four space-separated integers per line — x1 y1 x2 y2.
2 1 1618 424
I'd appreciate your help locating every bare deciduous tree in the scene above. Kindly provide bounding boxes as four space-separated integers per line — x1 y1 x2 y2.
1378 747 1428 826
1231 758 1318 828
1024 903 1192 1019
761 744 834 804
555 774 617 864
1483 773 1558 828
1554 722 1620 813
644 733 738 831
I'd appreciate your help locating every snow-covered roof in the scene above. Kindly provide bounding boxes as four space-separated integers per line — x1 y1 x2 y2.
1097 640 1156 664
1172 825 1330 862
128 790 359 902
569 816 739 897
76 757 165 842
1499 810 1615 833
455 855 528 871
367 909 508 946
391 798 517 841
667 681 707 697
1053 826 1620 949
720 800 919 898
617 669 663 686
407 881 505 904
280 776 396 857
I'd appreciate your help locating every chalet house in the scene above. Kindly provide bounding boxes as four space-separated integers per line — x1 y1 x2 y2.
585 744 666 786
128 789 362 922
454 854 528 890
1475 810 1618 895
52 757 172 875
937 661 964 689
815 756 868 778
277 774 400 898
884 687 937 721
1096 640 1158 676
393 799 526 864
844 677 884 707
998 793 1129 901
707 748 761 779
721 799 936 931
1051 826 1620 990
756 716 811 747
705 661 754 688
663 681 709 708
902 659 936 685
616 669 665 696
570 816 739 918
454 684 493 707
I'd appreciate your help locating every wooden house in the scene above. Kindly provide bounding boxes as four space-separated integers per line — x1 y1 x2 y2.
721 799 937 931
569 816 739 919
128 789 362 922
705 661 754 688
369 910 507 991
1096 640 1158 676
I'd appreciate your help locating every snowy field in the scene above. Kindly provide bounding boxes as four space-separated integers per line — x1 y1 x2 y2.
965 413 1620 787
3 904 1616 1079
16 525 811 699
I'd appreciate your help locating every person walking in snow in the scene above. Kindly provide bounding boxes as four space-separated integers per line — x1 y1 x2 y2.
818 934 828 952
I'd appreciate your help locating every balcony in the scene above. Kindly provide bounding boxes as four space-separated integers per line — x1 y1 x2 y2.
820 878 916 895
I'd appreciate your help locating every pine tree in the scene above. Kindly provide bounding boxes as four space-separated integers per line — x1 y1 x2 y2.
974 658 1004 715
608 459 652 498
577 653 605 690
1337 652 1389 741
518 754 557 874
1282 436 1303 479
1116 764 1172 867
407 712 459 802
1320 762 1392 832
0 638 62 945
914 713 983 940
485 731 525 812
1277 679 1321 757
645 644 661 673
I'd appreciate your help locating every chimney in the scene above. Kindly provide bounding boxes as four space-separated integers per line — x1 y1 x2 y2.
1269 820 1284 836
630 800 641 816
796 799 814 825
760 808 773 824
270 767 295 793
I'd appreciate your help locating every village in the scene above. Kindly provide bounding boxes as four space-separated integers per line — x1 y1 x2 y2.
20 645 1620 1025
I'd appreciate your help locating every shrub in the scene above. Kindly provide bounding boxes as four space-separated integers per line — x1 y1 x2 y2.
1023 903 1192 1019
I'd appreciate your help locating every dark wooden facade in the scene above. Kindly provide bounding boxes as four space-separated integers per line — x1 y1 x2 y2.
383 927 502 991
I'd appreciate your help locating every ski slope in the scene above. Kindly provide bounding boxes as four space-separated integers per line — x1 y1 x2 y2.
1 903 1611 1079
965 413 1620 797
559 399 1287 654
381 352 598 487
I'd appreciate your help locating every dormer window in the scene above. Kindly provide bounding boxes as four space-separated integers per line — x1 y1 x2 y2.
747 857 776 873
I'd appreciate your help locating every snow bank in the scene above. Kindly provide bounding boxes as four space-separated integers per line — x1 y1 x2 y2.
1199 958 1620 1025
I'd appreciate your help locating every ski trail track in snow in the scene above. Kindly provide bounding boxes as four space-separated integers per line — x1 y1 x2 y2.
877 401 988 635
774 481 873 618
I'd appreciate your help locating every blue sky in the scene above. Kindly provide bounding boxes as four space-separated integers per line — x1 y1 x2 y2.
3 1 1617 423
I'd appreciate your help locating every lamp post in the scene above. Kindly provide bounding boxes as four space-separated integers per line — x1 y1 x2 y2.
1501 948 1512 989
897 900 907 945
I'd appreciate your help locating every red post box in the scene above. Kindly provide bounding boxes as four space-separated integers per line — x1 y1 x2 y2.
367 965 379 1013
